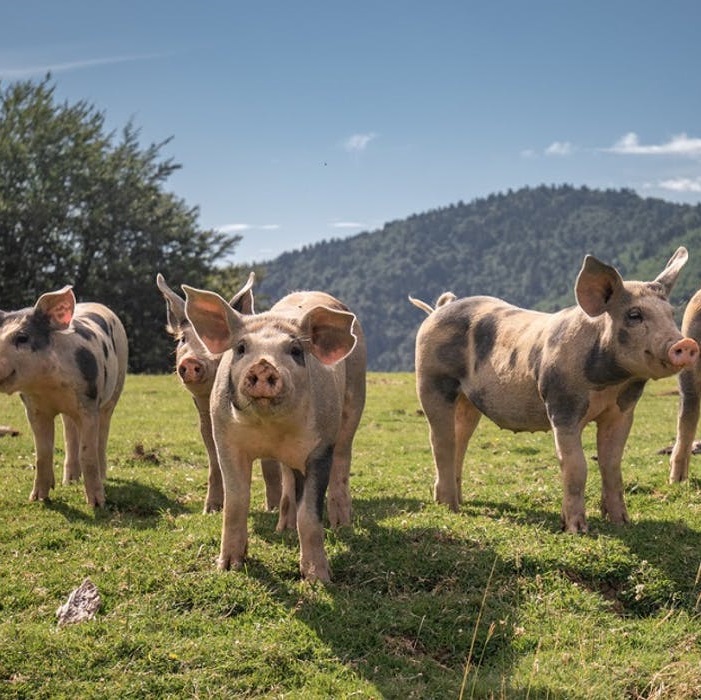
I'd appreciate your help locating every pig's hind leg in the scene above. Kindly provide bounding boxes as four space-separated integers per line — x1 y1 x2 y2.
670 367 701 482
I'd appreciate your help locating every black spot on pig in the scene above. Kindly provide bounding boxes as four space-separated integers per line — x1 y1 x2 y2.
75 347 99 400
584 340 632 386
433 375 462 403
72 320 96 342
540 367 588 428
617 379 646 412
473 317 497 368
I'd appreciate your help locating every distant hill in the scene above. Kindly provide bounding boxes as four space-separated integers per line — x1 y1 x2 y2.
257 184 701 371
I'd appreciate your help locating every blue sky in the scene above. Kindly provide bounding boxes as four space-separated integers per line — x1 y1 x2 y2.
2 1 700 264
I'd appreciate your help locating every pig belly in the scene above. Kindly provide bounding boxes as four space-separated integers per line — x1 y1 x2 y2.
463 381 551 433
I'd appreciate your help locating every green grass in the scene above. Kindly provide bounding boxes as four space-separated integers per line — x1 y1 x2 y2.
1 373 700 698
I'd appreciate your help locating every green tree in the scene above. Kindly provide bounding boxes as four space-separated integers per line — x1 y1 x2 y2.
0 76 240 372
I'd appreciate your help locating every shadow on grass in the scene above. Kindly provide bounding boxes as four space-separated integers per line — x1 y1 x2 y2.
247 497 524 698
44 476 188 528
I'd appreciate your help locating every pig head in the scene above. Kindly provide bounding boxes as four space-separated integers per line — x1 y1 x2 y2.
0 286 128 506
183 285 366 582
669 287 701 482
413 247 698 533
157 272 281 513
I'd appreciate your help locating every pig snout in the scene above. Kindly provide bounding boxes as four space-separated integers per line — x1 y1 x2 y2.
178 357 205 384
243 360 282 399
668 337 699 368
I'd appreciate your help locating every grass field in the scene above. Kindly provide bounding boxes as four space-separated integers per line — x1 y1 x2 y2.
1 372 700 698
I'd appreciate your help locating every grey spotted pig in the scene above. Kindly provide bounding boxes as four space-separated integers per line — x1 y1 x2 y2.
183 285 366 582
669 288 701 482
156 272 281 513
0 286 128 506
412 247 698 533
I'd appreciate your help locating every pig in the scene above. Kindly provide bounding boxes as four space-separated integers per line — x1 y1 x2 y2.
669 288 701 482
183 285 367 581
0 286 128 506
412 247 698 533
156 272 281 513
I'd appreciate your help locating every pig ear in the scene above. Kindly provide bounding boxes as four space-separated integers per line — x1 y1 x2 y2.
156 273 187 332
301 306 357 366
653 246 688 297
228 271 256 314
34 286 76 330
575 255 624 317
183 285 241 355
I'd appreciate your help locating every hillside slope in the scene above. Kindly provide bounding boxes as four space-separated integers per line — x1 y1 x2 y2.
257 185 701 370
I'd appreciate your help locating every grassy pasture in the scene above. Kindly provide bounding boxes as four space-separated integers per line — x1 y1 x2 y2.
1 372 700 699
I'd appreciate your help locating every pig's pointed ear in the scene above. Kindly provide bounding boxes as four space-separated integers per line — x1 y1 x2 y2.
35 286 76 330
229 271 256 314
654 246 688 297
183 285 239 355
156 273 186 331
301 306 357 366
575 255 624 317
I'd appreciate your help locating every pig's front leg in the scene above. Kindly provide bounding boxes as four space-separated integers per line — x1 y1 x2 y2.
61 414 81 483
78 413 105 507
297 444 333 582
261 458 282 512
595 409 634 524
193 395 223 513
218 451 253 571
552 427 589 533
670 368 700 483
25 405 56 501
276 464 297 532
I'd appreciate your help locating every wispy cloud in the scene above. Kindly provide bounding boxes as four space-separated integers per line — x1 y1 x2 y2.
217 223 279 233
606 132 701 157
653 177 701 193
331 221 365 229
0 52 168 79
545 141 574 157
343 132 377 153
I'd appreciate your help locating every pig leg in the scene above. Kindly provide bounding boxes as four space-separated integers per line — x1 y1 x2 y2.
193 395 224 513
297 445 333 582
261 459 282 511
327 383 365 527
25 406 56 501
61 414 81 483
670 368 700 482
276 464 298 532
77 413 105 507
421 384 481 511
595 410 634 524
454 393 480 505
552 428 589 532
97 400 118 481
218 453 252 571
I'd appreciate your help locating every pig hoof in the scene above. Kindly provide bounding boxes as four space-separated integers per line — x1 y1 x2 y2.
203 502 223 514
217 555 244 571
301 562 331 583
561 515 588 534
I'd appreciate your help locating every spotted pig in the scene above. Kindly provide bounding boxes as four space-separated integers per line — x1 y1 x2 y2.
156 272 281 513
0 286 128 506
412 247 698 532
183 285 366 582
669 288 701 482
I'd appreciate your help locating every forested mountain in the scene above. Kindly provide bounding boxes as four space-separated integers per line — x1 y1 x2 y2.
257 185 701 371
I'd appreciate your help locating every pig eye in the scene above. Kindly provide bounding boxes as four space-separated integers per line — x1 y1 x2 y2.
13 332 30 347
235 341 246 357
289 342 305 366
626 308 643 324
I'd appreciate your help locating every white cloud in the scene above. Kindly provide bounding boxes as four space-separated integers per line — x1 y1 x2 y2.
606 132 701 157
655 177 701 193
545 141 574 157
331 221 365 229
343 132 377 152
0 52 168 79
217 223 250 233
260 224 280 230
